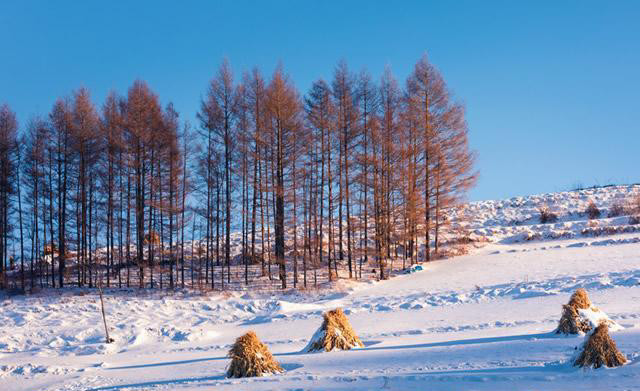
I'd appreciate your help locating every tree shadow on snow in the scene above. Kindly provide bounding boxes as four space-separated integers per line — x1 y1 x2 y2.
281 362 304 371
402 362 569 377
103 333 557 379
91 364 303 390
361 332 556 352
87 374 227 390
107 355 227 370
106 354 307 371
241 313 287 325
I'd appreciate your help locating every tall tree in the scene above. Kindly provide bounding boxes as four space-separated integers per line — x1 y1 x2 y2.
0 104 19 288
50 98 72 288
355 71 379 278
376 67 400 277
102 92 123 287
22 117 48 289
245 68 266 277
71 88 101 287
305 80 333 280
124 80 163 288
332 61 358 278
406 55 477 260
265 66 302 289
199 60 237 289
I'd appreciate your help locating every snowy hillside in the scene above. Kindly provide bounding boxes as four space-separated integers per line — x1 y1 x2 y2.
164 184 640 261
459 184 640 243
2 185 640 390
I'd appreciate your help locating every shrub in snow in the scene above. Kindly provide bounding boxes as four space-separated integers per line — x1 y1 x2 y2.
538 207 558 224
574 323 627 369
43 242 57 255
523 231 543 241
586 201 601 220
304 308 364 352
232 253 263 265
608 201 627 218
556 288 621 335
629 216 640 225
632 195 640 215
226 331 283 378
143 230 161 246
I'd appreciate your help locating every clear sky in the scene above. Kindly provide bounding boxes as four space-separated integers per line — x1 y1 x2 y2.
1 0 638 201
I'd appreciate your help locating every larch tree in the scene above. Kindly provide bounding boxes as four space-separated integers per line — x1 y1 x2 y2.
49 98 73 288
22 117 48 288
245 68 267 277
0 104 19 288
124 80 163 288
355 71 379 278
265 66 302 289
102 91 123 287
406 55 476 260
198 59 237 289
331 61 359 279
0 54 477 292
304 80 334 280
70 88 101 287
376 67 401 277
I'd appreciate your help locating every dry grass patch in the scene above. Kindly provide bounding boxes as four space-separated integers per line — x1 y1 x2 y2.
227 331 283 378
574 323 627 368
304 308 364 352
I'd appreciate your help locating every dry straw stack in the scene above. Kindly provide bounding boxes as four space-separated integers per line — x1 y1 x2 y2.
555 289 627 368
556 288 620 335
305 308 364 352
227 331 283 378
574 323 627 368
556 288 593 334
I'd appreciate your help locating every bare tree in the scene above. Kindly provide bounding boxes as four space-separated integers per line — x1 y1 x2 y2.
124 81 163 288
199 59 237 289
0 55 477 292
332 62 360 279
0 104 19 288
265 66 302 289
305 80 333 280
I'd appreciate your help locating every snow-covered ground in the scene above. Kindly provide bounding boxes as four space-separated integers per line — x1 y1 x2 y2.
459 184 640 243
2 186 640 390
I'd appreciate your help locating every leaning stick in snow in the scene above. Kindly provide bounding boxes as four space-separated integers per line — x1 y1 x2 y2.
97 277 114 344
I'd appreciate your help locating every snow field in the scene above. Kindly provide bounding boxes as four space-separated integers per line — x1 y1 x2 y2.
2 185 640 390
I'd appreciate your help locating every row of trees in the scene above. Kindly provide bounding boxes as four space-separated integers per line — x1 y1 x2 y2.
0 55 476 292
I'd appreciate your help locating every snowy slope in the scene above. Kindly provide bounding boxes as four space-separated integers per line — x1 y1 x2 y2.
458 184 640 243
2 186 640 390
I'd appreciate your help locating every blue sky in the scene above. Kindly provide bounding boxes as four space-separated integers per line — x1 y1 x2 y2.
1 1 638 201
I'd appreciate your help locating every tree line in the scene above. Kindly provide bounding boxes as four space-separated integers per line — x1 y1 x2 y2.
0 55 476 292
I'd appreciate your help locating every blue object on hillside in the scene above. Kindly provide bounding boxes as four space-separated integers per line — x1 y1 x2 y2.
406 264 424 274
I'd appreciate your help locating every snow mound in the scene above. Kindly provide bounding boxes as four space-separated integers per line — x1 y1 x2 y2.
578 308 623 333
